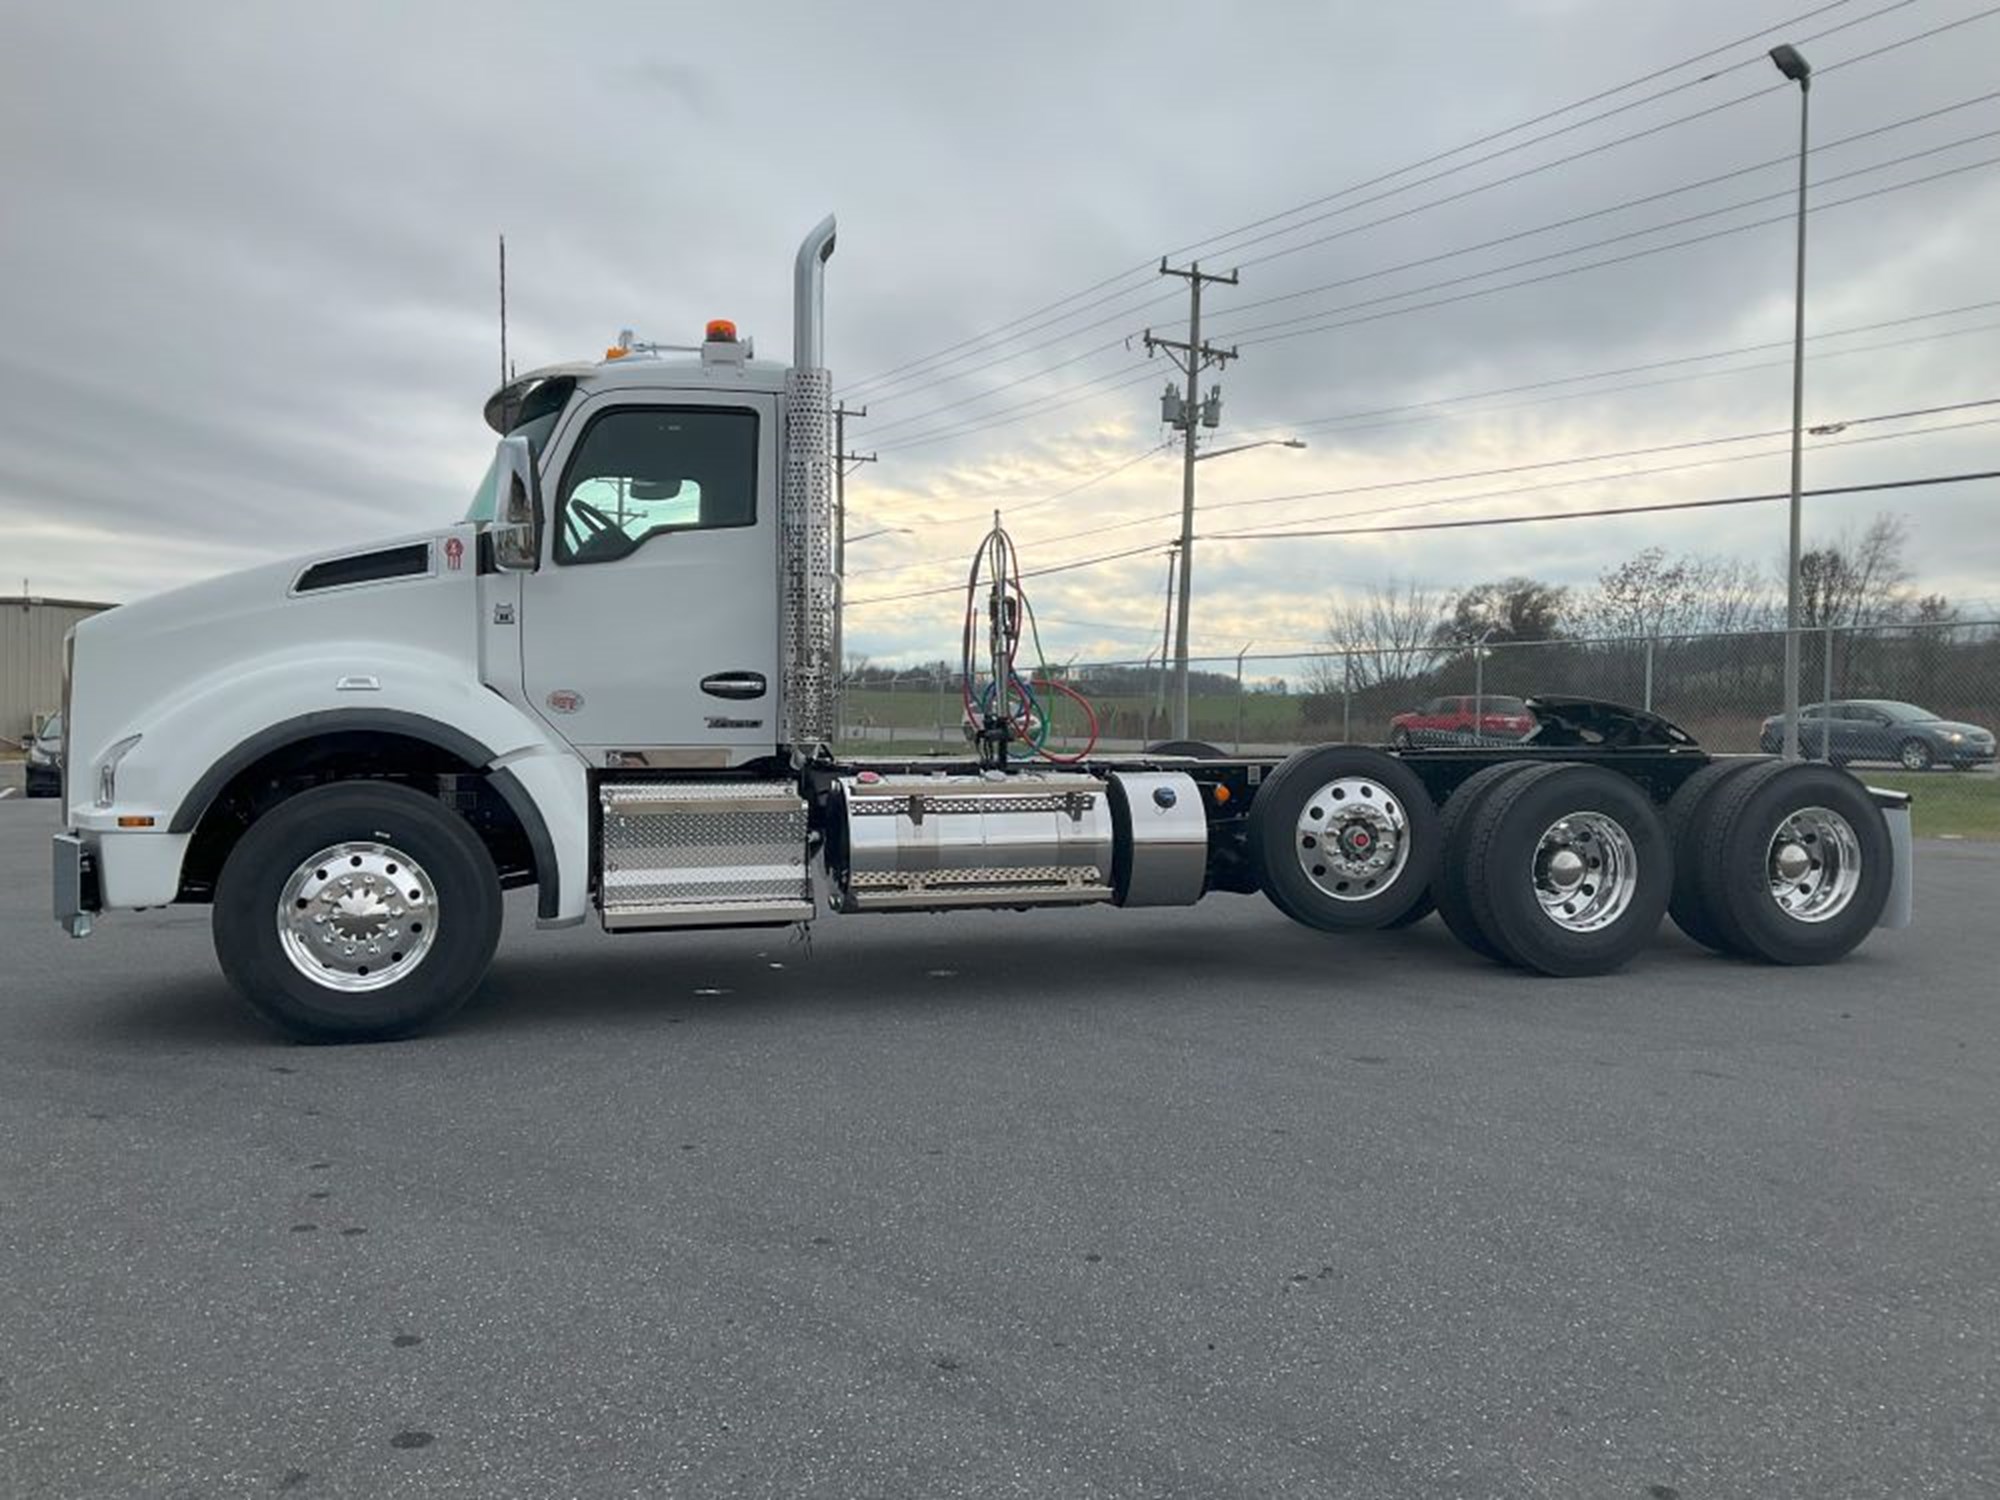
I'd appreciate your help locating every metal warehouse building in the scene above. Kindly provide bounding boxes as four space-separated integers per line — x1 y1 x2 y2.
2 596 113 745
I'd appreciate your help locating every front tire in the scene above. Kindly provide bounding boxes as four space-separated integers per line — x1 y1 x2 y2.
213 782 502 1043
1897 738 1934 771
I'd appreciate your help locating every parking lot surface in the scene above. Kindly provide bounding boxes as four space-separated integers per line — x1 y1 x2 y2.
1 797 1995 1499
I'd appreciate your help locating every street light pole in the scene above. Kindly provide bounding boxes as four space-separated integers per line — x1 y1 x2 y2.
1771 41 1812 761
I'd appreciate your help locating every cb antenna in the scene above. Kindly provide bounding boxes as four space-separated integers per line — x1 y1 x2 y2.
498 233 509 388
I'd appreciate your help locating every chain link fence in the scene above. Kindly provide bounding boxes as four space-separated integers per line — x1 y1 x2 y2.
838 619 2000 763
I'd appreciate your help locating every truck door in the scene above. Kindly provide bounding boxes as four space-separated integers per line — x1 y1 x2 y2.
519 389 780 762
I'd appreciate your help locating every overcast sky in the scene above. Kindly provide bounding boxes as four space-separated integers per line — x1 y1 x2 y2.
3 0 1996 671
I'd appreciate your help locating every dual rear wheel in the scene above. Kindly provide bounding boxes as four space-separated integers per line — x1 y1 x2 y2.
1252 748 1892 975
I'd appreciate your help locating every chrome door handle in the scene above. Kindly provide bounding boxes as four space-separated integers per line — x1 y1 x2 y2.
700 671 768 700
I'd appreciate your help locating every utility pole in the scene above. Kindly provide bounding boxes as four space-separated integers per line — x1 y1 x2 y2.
831 401 876 733
1144 259 1238 740
1153 542 1180 732
1770 41 1814 761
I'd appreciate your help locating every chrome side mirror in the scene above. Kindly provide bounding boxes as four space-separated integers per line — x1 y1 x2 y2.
492 435 542 573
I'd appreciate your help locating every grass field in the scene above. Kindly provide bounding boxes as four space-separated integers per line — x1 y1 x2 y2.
1857 770 2000 840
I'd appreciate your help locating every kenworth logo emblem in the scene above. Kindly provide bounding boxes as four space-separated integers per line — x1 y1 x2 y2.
545 689 584 714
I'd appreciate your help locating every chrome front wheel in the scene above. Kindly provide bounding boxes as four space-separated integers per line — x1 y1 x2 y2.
214 782 501 1043
277 841 440 992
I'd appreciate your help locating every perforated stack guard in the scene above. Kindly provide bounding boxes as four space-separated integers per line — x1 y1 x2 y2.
780 366 835 753
598 782 813 930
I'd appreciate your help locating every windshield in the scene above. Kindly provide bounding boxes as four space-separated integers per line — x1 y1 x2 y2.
1873 701 1939 722
39 712 62 741
463 378 573 523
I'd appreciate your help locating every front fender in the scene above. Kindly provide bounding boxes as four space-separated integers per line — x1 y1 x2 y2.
77 644 587 919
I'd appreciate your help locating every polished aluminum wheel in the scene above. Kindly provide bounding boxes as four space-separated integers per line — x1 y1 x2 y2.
1530 812 1637 933
1295 776 1411 900
1766 806 1862 923
277 841 438 992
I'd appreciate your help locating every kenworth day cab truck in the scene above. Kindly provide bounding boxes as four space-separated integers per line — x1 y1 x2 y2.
52 218 1914 1042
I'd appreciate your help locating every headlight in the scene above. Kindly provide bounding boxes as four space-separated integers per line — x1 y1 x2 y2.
1947 731 1964 743
96 734 142 810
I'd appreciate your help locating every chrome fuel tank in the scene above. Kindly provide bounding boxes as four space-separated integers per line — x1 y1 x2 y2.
832 770 1114 911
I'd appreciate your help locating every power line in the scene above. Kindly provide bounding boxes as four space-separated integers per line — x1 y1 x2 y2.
1207 110 2000 331
868 116 1999 458
1207 399 2000 519
851 444 1174 553
1169 0 1915 268
1233 153 2000 351
870 365 1162 454
1204 467 2000 542
849 7 1952 424
847 8 1996 470
849 400 2000 587
1213 142 2000 346
1217 85 1999 293
943 401 2000 560
851 306 2000 575
1254 301 2000 435
1192 414 2000 544
847 460 2000 609
837 0 1911 407
847 540 1173 609
866 100 1998 439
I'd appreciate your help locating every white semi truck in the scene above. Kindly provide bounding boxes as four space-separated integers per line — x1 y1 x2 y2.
52 218 1914 1041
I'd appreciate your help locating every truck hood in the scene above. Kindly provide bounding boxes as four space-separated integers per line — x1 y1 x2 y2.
82 529 463 648
66 526 485 814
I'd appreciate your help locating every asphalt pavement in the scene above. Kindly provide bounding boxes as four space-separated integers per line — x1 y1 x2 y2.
1 796 1994 1499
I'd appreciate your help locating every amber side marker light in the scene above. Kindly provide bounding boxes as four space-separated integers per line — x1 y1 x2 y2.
117 815 155 828
1211 784 1231 804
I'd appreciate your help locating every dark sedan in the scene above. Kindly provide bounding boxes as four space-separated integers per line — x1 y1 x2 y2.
23 711 62 798
1758 699 1995 770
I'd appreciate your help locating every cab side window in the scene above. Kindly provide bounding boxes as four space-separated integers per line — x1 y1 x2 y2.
556 406 758 565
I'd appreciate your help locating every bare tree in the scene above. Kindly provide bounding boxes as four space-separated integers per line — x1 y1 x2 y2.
1318 580 1449 689
1585 547 1698 639
1790 512 1913 629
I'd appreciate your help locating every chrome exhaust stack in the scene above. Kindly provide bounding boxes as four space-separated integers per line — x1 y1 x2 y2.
781 215 838 753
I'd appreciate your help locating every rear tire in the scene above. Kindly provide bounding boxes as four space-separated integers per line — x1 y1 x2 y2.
1250 746 1439 931
1665 757 1772 953
1145 739 1226 759
1459 763 1673 977
1432 763 1543 965
1692 761 1890 965
213 782 502 1043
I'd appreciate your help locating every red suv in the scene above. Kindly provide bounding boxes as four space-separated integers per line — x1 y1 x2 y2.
1390 695 1535 749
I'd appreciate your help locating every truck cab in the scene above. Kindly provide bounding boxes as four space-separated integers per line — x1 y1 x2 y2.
470 329 789 766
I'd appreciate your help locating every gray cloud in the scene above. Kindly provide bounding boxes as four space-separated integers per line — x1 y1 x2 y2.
3 0 1995 659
